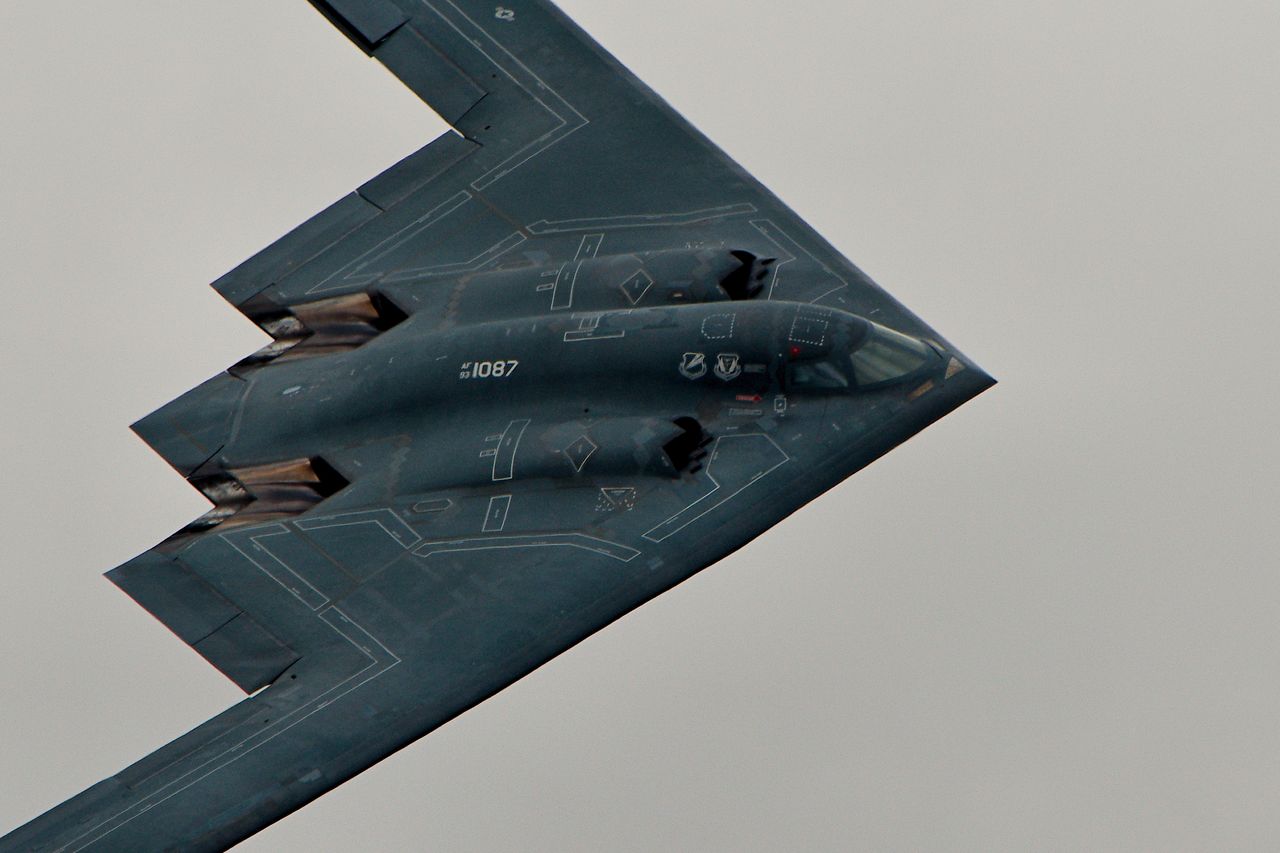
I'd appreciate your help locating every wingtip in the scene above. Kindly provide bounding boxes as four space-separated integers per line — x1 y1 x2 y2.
131 372 247 477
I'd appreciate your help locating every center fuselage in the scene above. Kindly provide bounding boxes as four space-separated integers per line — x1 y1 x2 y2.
229 300 827 467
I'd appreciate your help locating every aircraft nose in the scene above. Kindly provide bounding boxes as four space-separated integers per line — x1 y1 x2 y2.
906 346 995 402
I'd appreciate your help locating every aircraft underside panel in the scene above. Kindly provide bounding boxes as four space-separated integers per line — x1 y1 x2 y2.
0 2 993 850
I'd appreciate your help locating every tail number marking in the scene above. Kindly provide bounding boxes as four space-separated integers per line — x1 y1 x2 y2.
460 360 520 380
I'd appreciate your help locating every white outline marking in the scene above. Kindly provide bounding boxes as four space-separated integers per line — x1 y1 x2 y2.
788 311 830 346
384 231 527 282
527 203 757 234
415 533 639 562
620 269 654 305
222 526 329 612
595 487 638 512
422 0 588 191
297 508 423 550
59 606 400 852
305 191 472 294
700 312 736 340
562 434 598 472
551 260 581 310
643 434 790 542
563 313 625 342
750 218 850 303
486 418 530 481
483 495 512 532
574 233 605 260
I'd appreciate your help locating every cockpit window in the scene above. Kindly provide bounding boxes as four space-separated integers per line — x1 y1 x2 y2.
781 321 936 393
850 325 934 387
789 360 849 390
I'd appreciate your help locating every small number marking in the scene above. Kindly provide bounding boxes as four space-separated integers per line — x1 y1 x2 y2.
495 6 515 21
461 359 520 380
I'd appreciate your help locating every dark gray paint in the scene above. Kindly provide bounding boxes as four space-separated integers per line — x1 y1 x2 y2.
2 1 992 850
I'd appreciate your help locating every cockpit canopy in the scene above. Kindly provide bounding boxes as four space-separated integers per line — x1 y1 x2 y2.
787 320 938 391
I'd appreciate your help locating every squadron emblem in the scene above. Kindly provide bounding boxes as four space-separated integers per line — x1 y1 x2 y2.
714 353 742 381
679 352 707 379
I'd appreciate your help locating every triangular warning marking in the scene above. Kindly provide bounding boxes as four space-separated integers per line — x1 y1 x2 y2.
598 487 637 511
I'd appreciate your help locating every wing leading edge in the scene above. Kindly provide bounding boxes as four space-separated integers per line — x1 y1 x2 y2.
1 2 994 851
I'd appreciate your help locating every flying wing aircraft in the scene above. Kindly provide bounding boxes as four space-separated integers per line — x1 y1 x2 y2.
0 1 994 850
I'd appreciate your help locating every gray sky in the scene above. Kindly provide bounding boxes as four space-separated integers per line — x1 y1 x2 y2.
2 1 1279 850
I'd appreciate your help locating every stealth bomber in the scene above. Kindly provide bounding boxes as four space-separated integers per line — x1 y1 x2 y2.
1 1 994 850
